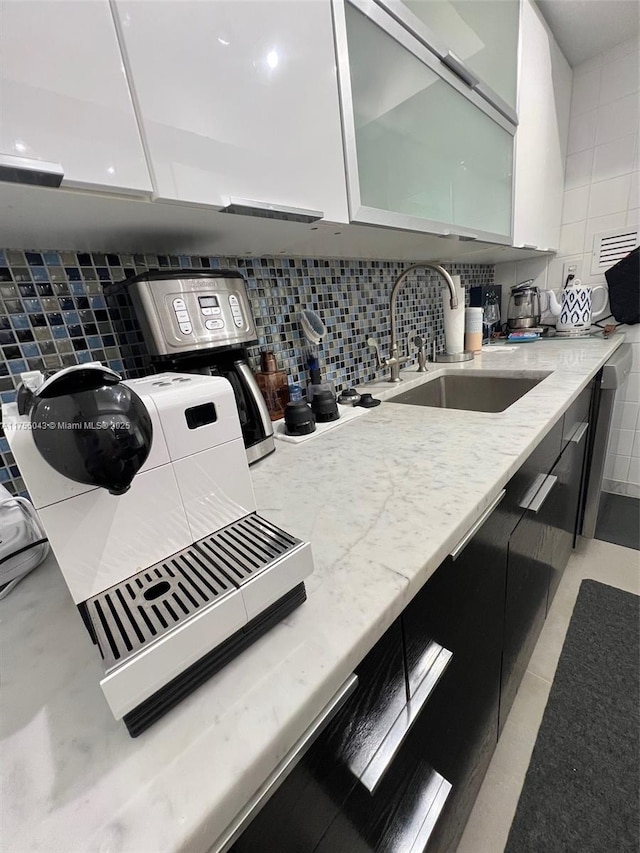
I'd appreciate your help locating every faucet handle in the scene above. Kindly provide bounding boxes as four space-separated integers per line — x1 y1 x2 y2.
367 336 384 370
409 333 428 373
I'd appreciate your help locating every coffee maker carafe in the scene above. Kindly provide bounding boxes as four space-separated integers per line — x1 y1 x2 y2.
105 270 275 464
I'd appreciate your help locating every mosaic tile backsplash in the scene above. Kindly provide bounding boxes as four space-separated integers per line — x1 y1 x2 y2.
0 249 494 494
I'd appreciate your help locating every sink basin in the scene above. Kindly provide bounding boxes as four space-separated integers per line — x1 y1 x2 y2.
387 372 549 413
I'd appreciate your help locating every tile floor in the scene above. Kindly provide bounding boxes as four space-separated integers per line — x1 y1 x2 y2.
456 537 640 853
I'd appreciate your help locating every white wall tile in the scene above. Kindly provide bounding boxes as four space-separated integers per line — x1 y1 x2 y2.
559 220 587 256
612 455 632 483
599 52 640 105
612 455 631 482
585 212 628 253
515 257 548 291
588 175 632 218
546 254 583 291
614 428 636 456
629 171 640 209
632 429 640 458
573 53 604 77
626 207 640 227
628 457 640 486
618 400 640 430
568 109 598 154
571 69 601 116
562 185 590 224
624 375 640 405
602 38 639 65
565 149 595 190
592 134 636 183
596 93 640 145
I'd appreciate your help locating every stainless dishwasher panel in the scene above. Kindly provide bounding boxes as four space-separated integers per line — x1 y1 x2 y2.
581 344 633 538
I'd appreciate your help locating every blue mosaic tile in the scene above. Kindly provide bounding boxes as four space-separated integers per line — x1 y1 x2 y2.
31 266 49 282
0 246 494 494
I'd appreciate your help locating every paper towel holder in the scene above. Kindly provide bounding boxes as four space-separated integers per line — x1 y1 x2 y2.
431 340 474 363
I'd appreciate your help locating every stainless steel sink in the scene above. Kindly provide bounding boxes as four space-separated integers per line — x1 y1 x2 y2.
387 373 549 413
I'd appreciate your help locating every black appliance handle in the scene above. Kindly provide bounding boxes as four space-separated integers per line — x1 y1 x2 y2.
235 360 274 440
35 364 121 397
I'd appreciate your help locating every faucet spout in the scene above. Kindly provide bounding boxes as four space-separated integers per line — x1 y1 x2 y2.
385 262 459 382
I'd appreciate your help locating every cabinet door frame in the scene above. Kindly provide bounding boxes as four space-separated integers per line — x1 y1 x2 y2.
372 0 520 125
332 0 516 244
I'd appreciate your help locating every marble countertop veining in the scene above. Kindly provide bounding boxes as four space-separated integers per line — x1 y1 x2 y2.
0 336 624 853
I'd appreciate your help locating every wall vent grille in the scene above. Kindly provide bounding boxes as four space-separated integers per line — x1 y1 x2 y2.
591 228 639 275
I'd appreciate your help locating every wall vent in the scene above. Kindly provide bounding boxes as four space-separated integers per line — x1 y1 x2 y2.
591 228 639 275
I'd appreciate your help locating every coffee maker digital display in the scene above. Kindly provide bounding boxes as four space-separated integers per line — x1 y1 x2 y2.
105 270 275 465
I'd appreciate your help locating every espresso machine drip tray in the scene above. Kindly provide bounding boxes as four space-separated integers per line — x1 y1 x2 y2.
85 513 303 672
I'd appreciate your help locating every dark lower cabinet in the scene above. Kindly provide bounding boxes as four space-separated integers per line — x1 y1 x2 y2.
230 621 408 853
232 384 596 853
500 506 552 730
314 749 450 853
401 496 510 853
500 385 591 730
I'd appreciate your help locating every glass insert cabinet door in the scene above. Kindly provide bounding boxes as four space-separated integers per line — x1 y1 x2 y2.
334 0 514 242
377 0 520 119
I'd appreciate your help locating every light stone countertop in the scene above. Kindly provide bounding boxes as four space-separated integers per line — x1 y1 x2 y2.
0 335 624 853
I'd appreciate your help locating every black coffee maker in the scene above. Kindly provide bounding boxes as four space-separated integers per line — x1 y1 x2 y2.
105 270 275 464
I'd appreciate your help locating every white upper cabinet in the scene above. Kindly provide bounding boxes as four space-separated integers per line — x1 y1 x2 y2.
113 0 349 223
0 0 152 194
512 0 572 251
335 0 514 242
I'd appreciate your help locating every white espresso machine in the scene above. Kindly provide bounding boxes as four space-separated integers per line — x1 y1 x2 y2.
3 363 312 736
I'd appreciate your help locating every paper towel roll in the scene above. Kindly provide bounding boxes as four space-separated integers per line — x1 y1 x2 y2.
443 275 465 354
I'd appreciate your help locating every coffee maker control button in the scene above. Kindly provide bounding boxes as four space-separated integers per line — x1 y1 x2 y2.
233 316 243 327
201 307 214 316
175 310 190 323
205 319 225 330
179 322 193 335
229 294 239 307
173 298 186 311
212 307 222 315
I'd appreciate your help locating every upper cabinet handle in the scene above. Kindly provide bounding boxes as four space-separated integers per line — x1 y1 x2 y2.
569 421 589 444
450 490 506 560
0 153 64 188
220 197 323 223
441 51 480 88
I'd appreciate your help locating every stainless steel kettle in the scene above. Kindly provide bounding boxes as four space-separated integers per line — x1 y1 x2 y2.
507 280 541 329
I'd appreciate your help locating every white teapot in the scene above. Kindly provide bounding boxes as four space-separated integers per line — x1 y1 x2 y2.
544 279 609 333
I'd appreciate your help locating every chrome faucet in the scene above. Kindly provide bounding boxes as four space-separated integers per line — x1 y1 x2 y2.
368 263 459 383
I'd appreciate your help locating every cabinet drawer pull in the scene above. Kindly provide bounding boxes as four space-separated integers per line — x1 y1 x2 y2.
356 643 453 794
520 473 558 513
441 51 480 87
569 421 589 445
450 489 506 560
0 153 64 188
409 772 453 853
220 197 323 223
214 674 358 853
